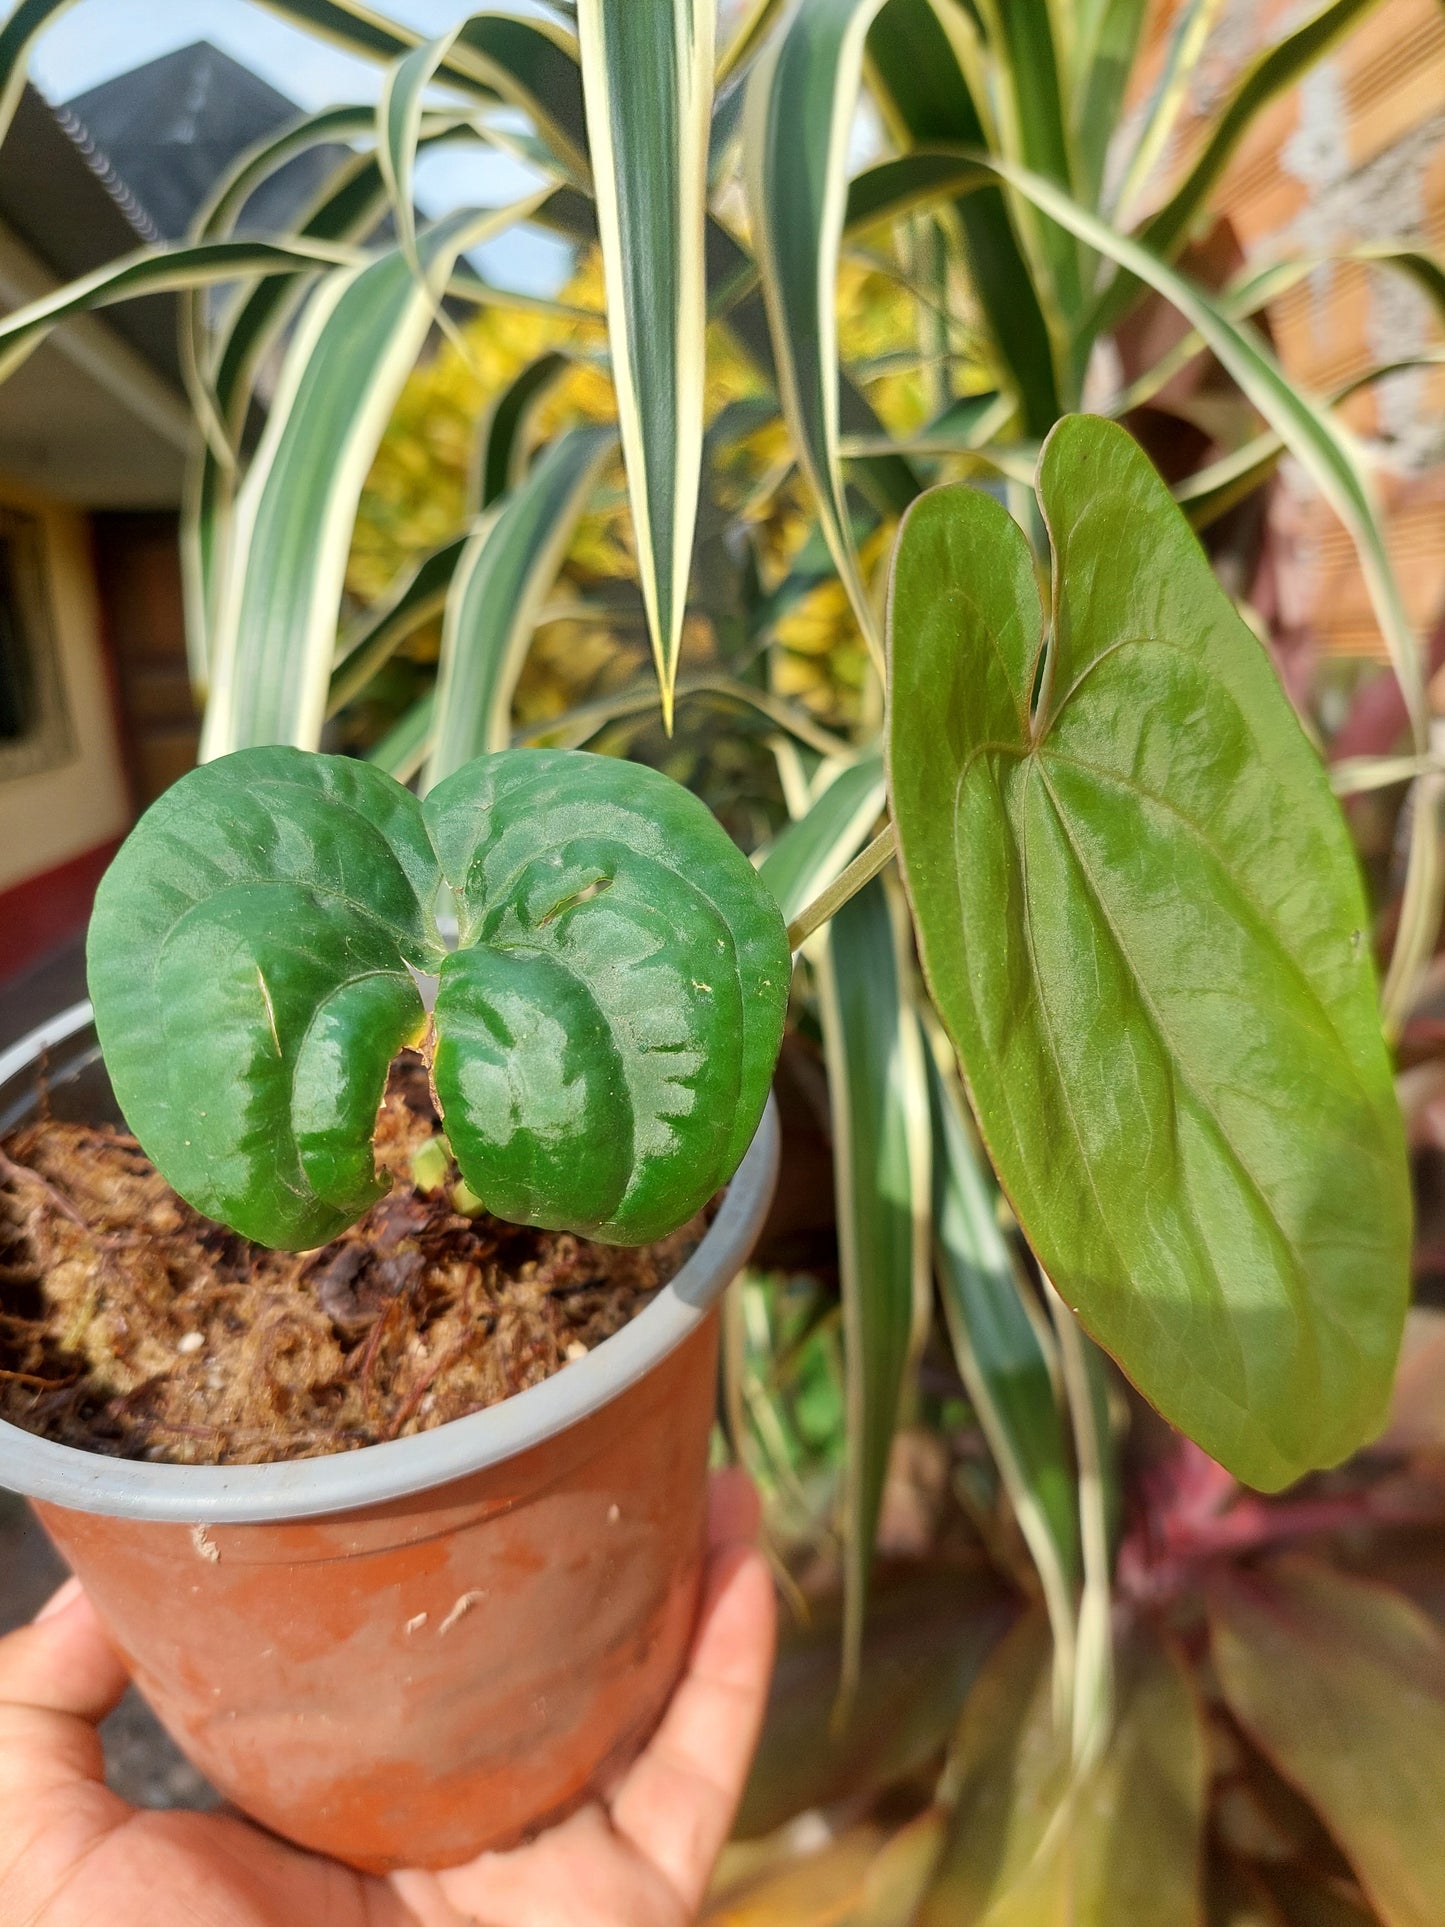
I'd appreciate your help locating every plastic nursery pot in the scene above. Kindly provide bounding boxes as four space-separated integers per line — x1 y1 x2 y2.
0 1002 779 1873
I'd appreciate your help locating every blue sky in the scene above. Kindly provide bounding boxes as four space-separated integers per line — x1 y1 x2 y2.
28 1 570 291
29 1 549 107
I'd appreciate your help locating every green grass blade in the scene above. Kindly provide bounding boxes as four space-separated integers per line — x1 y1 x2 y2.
200 202 538 760
744 0 890 670
578 0 715 731
927 1037 1080 1680
757 753 886 923
866 0 1060 434
423 423 615 787
811 875 931 1705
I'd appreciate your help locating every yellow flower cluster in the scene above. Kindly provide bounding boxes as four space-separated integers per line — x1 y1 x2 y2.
344 246 949 741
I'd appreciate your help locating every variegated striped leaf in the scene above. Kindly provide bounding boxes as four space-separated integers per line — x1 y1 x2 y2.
256 1 590 176
577 0 715 731
0 235 362 388
378 24 476 291
846 145 1429 750
328 530 474 718
866 0 1060 437
367 689 435 784
186 156 404 686
744 0 889 670
972 0 1083 328
473 350 572 509
1091 0 1385 334
927 1034 1080 1687
757 753 885 923
0 0 80 149
423 423 616 788
200 201 540 760
810 873 931 1704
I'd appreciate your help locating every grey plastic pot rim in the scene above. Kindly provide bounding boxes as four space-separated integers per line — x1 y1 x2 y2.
0 1000 779 1526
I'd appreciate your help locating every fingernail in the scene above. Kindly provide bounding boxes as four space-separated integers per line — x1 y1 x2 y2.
35 1575 83 1623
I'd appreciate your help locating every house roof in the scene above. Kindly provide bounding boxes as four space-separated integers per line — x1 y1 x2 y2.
63 42 345 243
0 82 189 506
0 82 179 388
0 44 348 509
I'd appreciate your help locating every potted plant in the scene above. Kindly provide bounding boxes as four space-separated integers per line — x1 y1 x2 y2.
0 0 1437 1904
0 740 791 1869
0 405 1408 1869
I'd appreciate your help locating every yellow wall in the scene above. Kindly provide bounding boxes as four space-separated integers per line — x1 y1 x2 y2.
0 479 131 894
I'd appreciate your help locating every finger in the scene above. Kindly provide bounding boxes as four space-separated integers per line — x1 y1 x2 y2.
608 1540 776 1915
414 1803 682 1927
0 1580 130 1725
706 1465 760 1549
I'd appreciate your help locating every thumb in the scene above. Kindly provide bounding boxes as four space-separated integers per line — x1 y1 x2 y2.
0 1578 131 1761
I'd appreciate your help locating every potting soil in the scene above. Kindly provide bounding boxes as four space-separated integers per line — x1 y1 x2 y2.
0 1057 704 1465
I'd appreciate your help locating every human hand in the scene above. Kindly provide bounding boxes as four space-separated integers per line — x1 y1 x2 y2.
0 1469 775 1927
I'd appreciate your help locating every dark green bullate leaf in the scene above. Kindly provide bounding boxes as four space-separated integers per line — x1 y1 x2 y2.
88 745 789 1250
887 413 1410 1490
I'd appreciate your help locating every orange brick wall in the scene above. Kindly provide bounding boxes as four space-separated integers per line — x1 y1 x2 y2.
1127 0 1445 662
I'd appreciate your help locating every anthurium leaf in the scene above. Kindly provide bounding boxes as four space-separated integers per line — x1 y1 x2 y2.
1210 1558 1445 1927
89 746 790 1250
887 414 1410 1490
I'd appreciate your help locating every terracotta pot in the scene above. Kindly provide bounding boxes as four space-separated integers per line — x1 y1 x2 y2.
0 1003 779 1872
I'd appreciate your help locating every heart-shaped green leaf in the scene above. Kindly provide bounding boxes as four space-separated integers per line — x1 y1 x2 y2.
88 745 789 1250
887 414 1410 1490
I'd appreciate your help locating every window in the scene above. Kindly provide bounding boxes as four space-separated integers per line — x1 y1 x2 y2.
0 507 72 781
